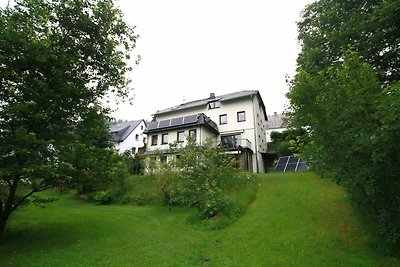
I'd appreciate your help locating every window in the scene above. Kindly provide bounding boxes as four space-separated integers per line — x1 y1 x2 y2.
141 125 144 130
162 133 168 144
237 111 246 122
221 134 241 148
135 134 139 141
151 135 158 146
219 114 227 125
160 155 167 163
189 129 197 140
177 131 185 143
208 101 220 109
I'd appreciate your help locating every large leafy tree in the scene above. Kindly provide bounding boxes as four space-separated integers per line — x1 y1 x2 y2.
297 0 400 84
0 0 137 234
288 0 400 252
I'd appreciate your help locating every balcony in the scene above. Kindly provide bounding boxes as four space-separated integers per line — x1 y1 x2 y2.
220 138 252 151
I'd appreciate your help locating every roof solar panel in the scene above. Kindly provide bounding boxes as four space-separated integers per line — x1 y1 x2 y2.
147 122 158 130
170 117 183 126
183 114 198 124
145 114 204 132
158 120 170 128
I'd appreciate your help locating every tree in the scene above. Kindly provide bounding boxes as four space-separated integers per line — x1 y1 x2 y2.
289 0 400 253
159 138 238 218
268 128 308 157
288 52 400 251
297 0 400 85
0 0 137 234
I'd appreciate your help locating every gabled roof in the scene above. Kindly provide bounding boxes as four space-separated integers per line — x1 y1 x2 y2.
266 113 286 130
144 113 219 135
109 120 144 142
155 90 267 120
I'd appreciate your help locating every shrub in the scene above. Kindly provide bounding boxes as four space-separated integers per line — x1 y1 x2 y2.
93 190 113 205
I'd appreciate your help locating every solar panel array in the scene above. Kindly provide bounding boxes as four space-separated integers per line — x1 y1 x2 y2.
275 156 308 172
147 114 199 131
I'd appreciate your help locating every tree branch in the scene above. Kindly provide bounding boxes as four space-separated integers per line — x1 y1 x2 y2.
9 181 56 214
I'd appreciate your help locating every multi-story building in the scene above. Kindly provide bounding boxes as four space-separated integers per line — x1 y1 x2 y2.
144 90 268 173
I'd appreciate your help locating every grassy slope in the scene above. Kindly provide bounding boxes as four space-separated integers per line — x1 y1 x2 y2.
1 172 398 266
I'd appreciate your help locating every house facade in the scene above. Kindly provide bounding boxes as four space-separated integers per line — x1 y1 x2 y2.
265 112 287 142
144 90 268 173
109 120 147 155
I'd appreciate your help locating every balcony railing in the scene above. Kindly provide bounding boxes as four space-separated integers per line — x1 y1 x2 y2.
220 138 252 151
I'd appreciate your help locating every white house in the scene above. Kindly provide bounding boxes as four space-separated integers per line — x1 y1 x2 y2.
144 90 268 173
265 112 287 142
109 120 147 155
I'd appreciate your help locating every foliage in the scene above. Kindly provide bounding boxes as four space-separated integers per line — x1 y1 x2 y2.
288 51 400 253
291 0 400 253
127 138 258 225
297 0 400 85
1 173 399 266
268 128 309 157
0 0 137 233
163 138 238 219
131 154 146 175
92 190 113 205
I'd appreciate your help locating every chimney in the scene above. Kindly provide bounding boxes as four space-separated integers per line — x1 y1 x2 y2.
209 93 215 99
274 112 277 116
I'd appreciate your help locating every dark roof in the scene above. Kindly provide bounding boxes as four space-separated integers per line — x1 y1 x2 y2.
144 113 219 135
109 120 144 142
155 90 267 120
266 113 286 130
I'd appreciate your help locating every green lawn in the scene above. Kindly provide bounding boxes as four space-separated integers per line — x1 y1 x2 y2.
1 172 398 266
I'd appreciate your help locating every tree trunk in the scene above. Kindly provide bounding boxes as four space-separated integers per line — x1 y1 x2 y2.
0 179 19 235
0 214 9 235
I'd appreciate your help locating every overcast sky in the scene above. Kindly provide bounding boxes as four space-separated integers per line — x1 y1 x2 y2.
113 0 314 121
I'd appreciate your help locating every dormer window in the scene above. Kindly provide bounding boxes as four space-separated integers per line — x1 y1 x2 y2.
208 101 220 109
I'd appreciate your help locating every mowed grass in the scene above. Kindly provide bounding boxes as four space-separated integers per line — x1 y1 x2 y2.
1 172 399 266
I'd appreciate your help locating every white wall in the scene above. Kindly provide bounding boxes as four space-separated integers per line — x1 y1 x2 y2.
117 121 147 155
147 125 218 151
152 94 268 173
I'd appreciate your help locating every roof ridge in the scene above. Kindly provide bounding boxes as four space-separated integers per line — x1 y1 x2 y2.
156 90 260 115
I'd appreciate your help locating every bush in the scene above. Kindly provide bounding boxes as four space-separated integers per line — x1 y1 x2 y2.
93 190 113 205
116 138 258 228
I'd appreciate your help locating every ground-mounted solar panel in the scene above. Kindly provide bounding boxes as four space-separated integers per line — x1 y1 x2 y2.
277 156 289 165
288 156 298 164
170 117 184 126
296 162 308 171
183 114 198 124
147 122 159 130
285 163 297 172
275 164 286 172
158 119 171 128
274 156 308 172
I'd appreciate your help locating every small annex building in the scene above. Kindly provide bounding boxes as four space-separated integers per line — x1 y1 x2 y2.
109 120 147 155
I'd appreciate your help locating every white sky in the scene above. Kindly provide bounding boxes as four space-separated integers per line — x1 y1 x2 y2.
112 0 315 121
